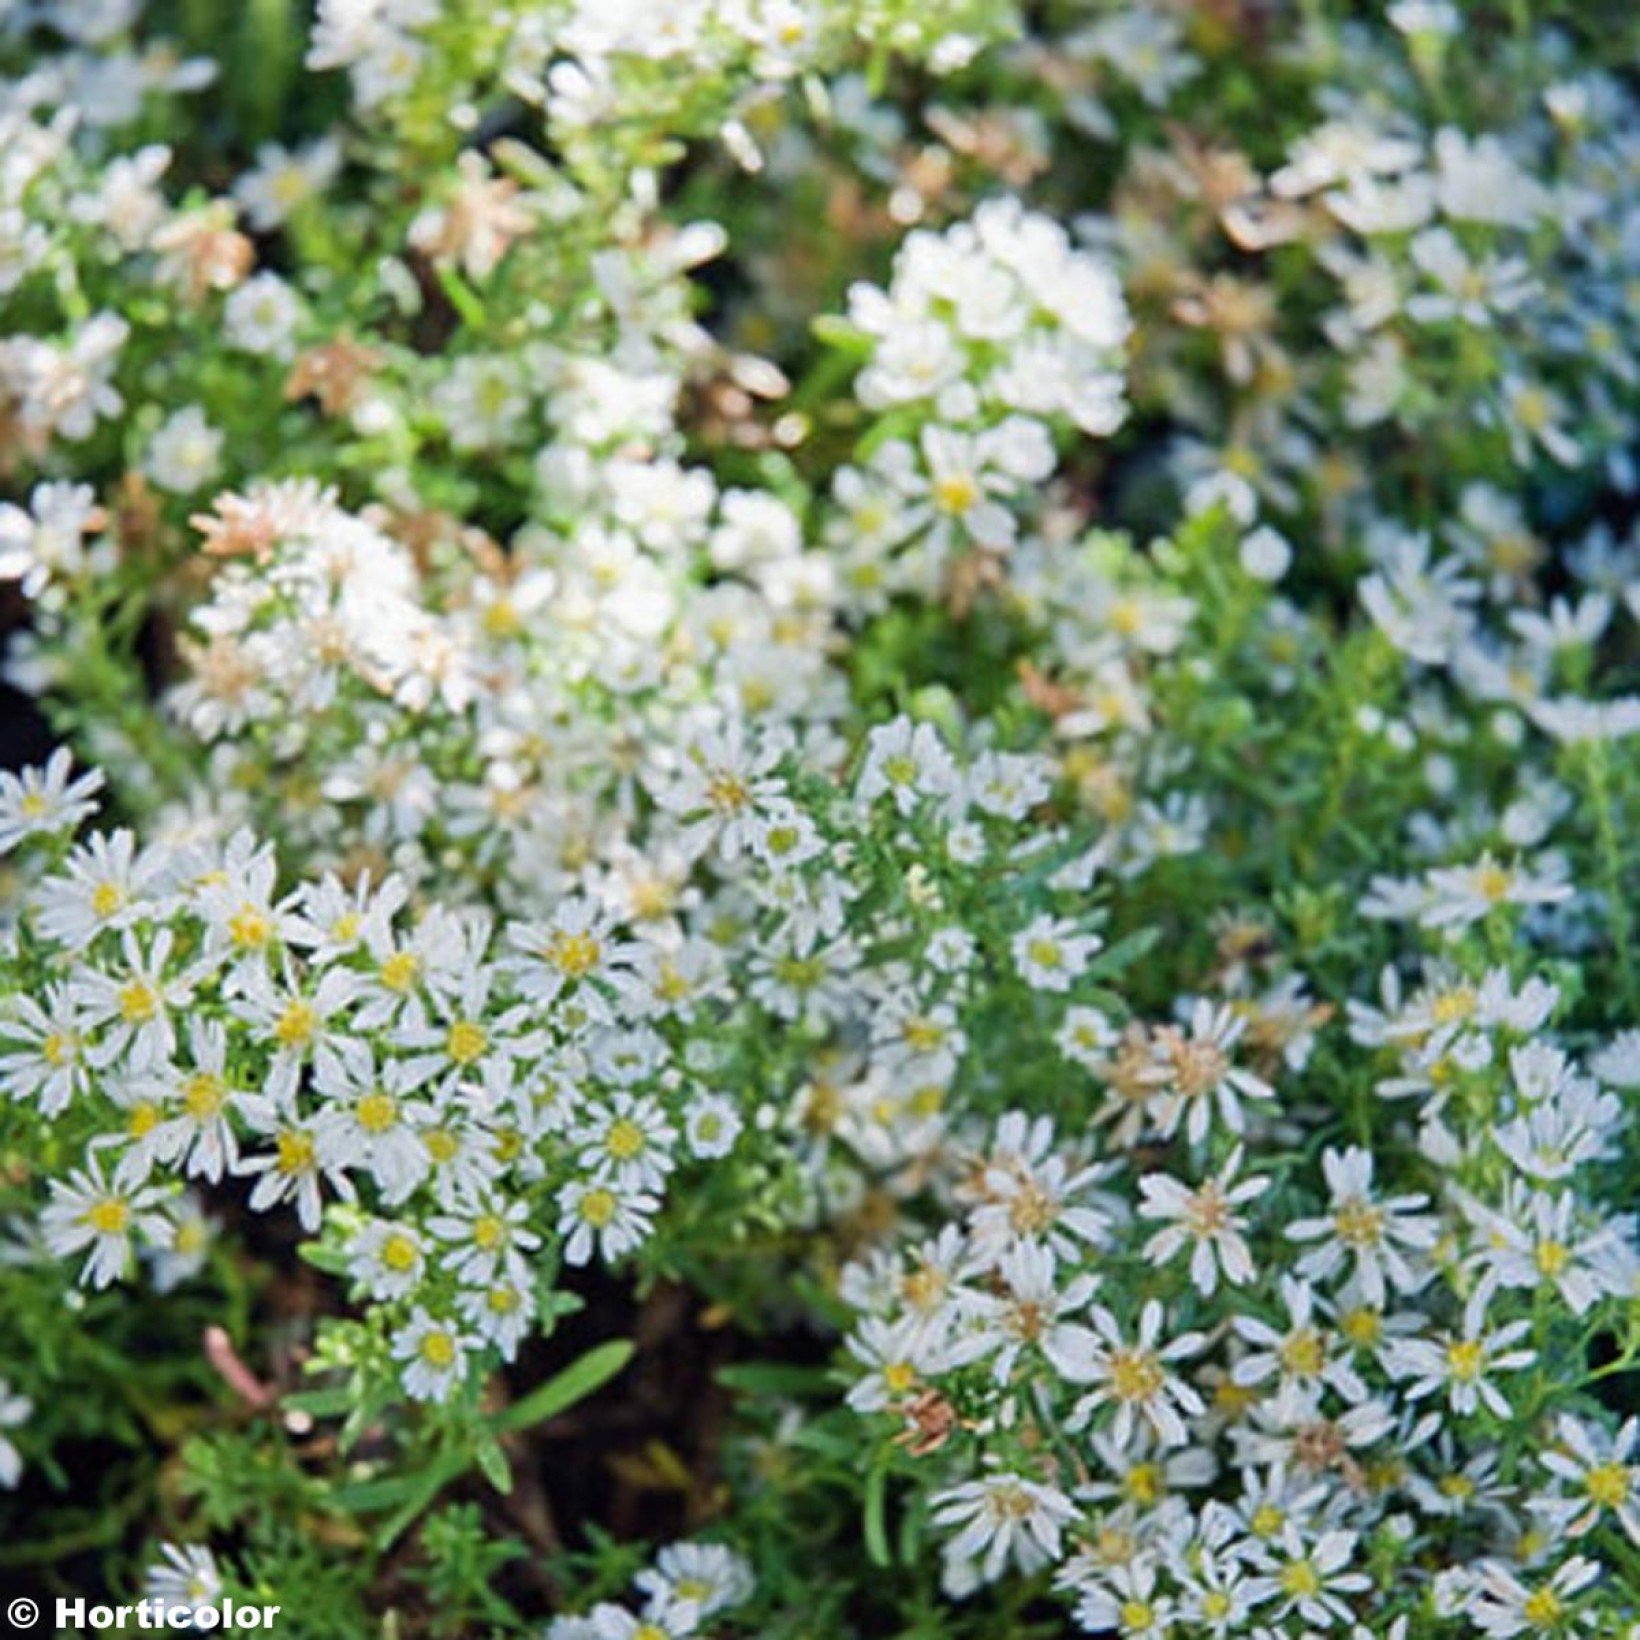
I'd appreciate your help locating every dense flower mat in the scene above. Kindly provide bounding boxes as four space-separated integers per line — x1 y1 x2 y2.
1 1 1639 1635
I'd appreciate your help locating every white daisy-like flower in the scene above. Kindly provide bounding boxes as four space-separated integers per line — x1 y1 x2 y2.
1070 1299 1207 1449
0 748 104 853
931 1470 1079 1583
391 1308 473 1404
1137 1144 1268 1295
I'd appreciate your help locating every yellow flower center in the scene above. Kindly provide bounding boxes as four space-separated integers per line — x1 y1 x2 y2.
1108 1347 1165 1403
445 1020 487 1064
1535 1240 1570 1277
229 905 271 948
276 1129 315 1174
578 1188 617 1228
418 1330 456 1368
85 1198 130 1235
379 951 421 992
274 1000 316 1048
1279 1559 1321 1600
605 1118 646 1161
356 1091 398 1135
483 598 522 639
42 1031 77 1068
1586 1461 1631 1509
381 1233 419 1273
118 981 157 1023
1521 1588 1563 1628
883 1360 917 1395
1281 1328 1327 1378
91 881 125 919
1430 986 1476 1024
1446 1339 1485 1381
1339 1305 1383 1347
183 1072 226 1120
933 472 979 515
548 931 601 978
1332 1196 1384 1248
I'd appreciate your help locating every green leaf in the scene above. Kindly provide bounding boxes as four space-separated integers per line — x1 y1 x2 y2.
436 266 487 330
281 1386 353 1418
493 1340 634 1436
297 1242 349 1276
375 1459 466 1549
863 1461 892 1568
474 1433 513 1496
715 1362 834 1397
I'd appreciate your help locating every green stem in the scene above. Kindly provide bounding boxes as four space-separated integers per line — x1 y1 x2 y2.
1580 741 1637 1015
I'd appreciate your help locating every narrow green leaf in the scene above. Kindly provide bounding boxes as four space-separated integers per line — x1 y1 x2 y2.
863 1461 892 1568
474 1434 513 1496
493 1340 634 1436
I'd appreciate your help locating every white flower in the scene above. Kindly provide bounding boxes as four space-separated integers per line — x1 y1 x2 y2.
349 1219 427 1302
856 717 958 816
574 1093 677 1193
1470 1555 1601 1637
1383 1294 1535 1418
135 1017 242 1185
224 272 302 357
1534 1415 1640 1544
33 828 165 951
0 481 101 598
1070 1299 1207 1449
845 1315 955 1414
42 1160 169 1289
1152 1001 1274 1145
635 1541 754 1626
312 1046 432 1205
236 1097 353 1232
1287 1146 1439 1305
559 1178 657 1266
684 1093 742 1159
0 749 104 853
1138 1146 1268 1295
147 407 224 494
954 1239 1098 1384
1011 914 1102 993
1232 1275 1366 1417
1420 854 1572 930
931 1471 1078 1583
0 984 93 1117
1239 526 1291 582
0 1378 31 1488
1246 1525 1370 1629
145 1543 221 1615
392 1308 473 1403
657 718 791 862
233 136 342 230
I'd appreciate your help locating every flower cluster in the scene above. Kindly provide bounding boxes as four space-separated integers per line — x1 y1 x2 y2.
0 2 1638 1637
